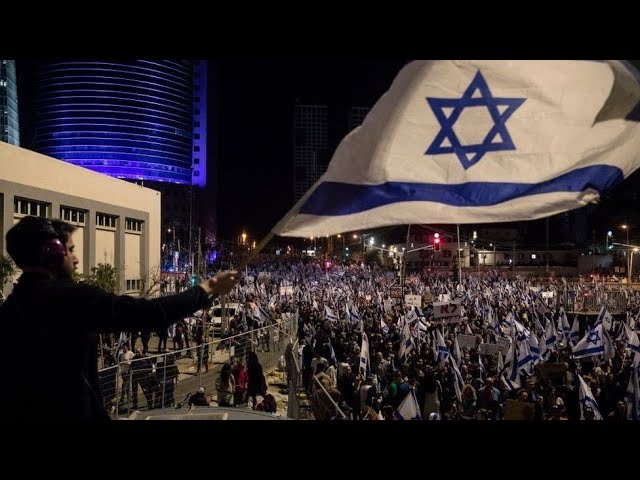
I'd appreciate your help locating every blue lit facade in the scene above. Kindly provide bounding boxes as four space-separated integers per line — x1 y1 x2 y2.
34 61 206 186
1 60 20 146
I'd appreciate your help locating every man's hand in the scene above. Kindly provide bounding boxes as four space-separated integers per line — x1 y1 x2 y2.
199 271 239 297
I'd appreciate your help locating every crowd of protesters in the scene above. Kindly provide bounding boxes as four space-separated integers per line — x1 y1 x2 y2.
217 257 640 420
103 256 640 420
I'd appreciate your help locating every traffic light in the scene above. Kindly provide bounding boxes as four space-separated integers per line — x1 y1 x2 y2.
190 274 198 286
607 230 614 250
434 233 441 252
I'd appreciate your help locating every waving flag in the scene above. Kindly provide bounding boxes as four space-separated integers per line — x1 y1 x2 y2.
621 324 640 355
569 315 580 346
380 317 390 335
573 322 615 360
578 374 603 420
394 389 422 420
272 60 640 237
359 332 370 378
501 340 521 391
252 304 271 327
478 353 487 379
324 305 338 322
626 353 640 420
453 334 463 366
436 329 450 367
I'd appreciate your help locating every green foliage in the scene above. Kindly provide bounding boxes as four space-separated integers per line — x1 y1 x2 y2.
80 263 119 293
0 255 17 297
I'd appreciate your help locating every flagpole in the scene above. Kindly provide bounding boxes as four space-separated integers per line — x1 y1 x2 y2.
457 224 462 285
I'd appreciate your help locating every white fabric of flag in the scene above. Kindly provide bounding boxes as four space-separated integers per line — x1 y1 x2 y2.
569 315 580 346
359 332 370 378
573 323 609 359
394 389 422 420
252 304 271 327
272 60 640 237
626 352 640 420
324 305 337 322
578 374 603 420
453 334 463 366
559 307 571 345
380 316 389 335
501 339 521 391
436 329 450 368
621 324 640 355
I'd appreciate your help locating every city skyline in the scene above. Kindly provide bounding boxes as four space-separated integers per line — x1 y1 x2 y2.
12 60 640 249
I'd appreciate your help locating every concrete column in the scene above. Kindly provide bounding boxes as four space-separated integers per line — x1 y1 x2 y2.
114 216 126 293
85 209 96 276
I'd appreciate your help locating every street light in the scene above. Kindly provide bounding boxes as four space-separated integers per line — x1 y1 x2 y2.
606 230 613 251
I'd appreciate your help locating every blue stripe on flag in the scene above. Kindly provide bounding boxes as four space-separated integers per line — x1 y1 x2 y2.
299 165 623 216
574 345 605 357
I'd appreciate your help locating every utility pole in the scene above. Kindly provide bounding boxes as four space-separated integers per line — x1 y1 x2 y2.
188 185 194 276
457 224 462 284
197 227 202 278
402 225 411 293
545 217 550 274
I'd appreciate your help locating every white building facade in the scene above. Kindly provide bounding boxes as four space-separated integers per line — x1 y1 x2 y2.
0 142 161 296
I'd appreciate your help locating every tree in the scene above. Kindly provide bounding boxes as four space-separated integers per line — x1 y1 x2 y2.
79 263 120 294
0 255 17 301
138 265 163 298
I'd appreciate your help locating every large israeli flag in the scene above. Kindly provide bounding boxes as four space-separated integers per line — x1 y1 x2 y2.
272 60 640 237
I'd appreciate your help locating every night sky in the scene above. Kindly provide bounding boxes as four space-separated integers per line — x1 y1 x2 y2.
216 60 640 246
216 60 408 241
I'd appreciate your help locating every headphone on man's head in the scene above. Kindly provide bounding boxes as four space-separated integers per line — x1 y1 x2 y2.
38 219 66 269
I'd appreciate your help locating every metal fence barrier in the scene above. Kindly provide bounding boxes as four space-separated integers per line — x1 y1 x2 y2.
99 313 298 419
554 286 632 313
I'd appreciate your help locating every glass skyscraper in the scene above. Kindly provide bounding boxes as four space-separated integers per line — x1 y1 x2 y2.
0 60 20 146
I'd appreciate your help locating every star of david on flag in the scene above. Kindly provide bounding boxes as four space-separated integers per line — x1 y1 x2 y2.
588 330 601 346
426 71 525 169
272 60 640 238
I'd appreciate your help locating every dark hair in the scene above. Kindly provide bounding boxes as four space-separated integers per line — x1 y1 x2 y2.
220 362 231 383
6 216 75 269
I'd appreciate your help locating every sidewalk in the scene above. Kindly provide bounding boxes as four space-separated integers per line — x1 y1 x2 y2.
117 334 292 418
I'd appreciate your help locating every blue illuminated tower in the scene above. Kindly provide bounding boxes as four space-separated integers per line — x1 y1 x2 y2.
32 60 214 269
33 60 206 186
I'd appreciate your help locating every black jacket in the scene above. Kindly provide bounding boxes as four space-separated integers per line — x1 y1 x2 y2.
0 272 213 421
